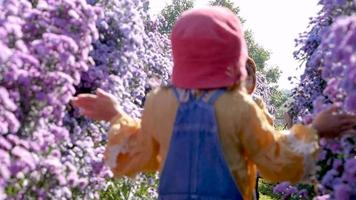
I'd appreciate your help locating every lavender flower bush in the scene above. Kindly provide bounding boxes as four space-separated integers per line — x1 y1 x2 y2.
81 0 172 199
0 0 171 199
0 0 104 199
275 1 356 199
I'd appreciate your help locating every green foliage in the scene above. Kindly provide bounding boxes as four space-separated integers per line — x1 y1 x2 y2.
270 88 290 127
265 66 282 84
258 179 279 200
100 174 159 200
159 0 194 34
244 30 271 72
270 87 289 109
209 0 244 22
258 179 315 200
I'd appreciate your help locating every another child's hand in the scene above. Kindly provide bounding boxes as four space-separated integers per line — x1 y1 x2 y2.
71 88 122 122
312 105 356 138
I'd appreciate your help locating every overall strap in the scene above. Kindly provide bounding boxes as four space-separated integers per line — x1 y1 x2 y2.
171 86 181 101
199 88 226 105
206 89 226 104
171 86 226 104
170 87 196 103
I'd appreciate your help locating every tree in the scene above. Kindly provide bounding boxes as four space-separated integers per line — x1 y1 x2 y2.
209 0 243 21
269 87 290 123
158 0 194 34
244 30 271 72
265 66 282 84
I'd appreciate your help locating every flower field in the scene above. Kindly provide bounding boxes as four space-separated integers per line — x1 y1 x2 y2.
0 0 355 199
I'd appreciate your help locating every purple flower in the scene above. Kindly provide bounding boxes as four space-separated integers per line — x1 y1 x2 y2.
50 126 69 141
344 92 356 112
322 169 338 187
0 137 12 150
43 157 61 174
67 171 79 187
91 160 104 175
11 146 36 170
0 165 10 180
0 188 6 200
334 184 350 200
0 87 17 111
0 42 12 62
297 189 309 199
314 194 331 200
342 158 356 183
273 182 298 198
7 134 20 145
78 178 88 189
332 159 343 170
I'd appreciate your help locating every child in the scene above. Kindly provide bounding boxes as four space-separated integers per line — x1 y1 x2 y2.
245 57 257 95
72 7 356 200
244 57 271 200
245 57 273 126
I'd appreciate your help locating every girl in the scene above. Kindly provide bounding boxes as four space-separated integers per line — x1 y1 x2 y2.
245 57 273 126
244 57 271 200
72 7 356 200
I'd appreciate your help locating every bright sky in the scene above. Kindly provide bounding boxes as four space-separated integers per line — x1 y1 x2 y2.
149 0 321 90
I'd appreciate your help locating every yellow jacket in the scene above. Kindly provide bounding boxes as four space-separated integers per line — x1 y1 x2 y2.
104 87 319 200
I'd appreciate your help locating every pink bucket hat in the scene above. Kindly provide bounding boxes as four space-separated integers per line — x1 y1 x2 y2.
171 6 248 89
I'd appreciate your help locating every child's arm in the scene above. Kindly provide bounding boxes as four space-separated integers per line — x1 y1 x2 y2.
104 92 160 177
253 96 274 125
72 89 160 177
238 93 355 184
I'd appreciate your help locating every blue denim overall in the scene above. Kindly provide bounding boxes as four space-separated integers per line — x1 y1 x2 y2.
158 88 243 200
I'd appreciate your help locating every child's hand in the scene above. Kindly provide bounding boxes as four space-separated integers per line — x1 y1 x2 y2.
71 88 122 122
312 105 356 138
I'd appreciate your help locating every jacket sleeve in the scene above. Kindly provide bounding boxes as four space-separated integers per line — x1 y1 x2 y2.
253 95 274 125
104 92 160 177
239 93 319 184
